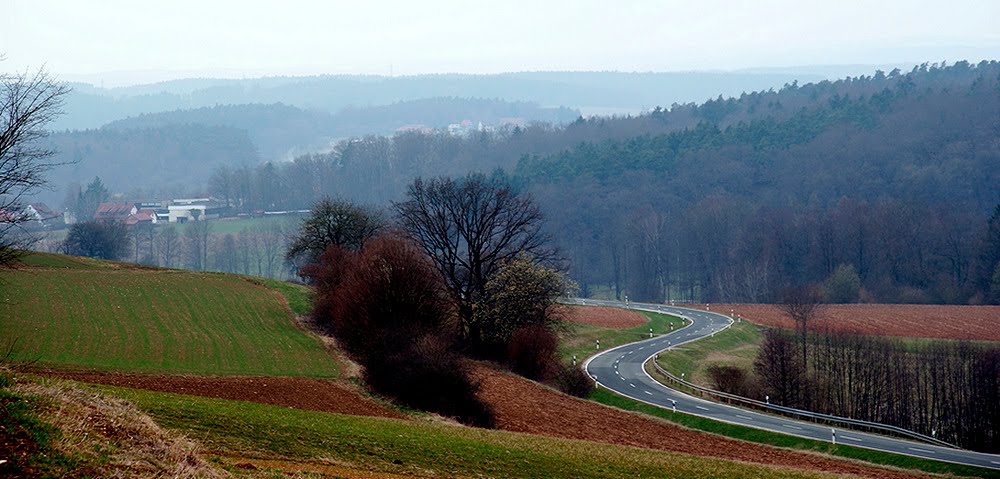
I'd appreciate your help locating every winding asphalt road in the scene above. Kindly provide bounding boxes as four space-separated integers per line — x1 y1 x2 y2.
576 298 1000 471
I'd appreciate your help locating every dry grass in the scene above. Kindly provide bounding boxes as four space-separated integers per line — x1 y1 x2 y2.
15 378 224 478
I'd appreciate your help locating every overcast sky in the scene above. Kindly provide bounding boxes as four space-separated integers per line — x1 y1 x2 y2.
3 0 999 86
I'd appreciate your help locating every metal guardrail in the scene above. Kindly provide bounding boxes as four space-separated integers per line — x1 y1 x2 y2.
650 356 958 449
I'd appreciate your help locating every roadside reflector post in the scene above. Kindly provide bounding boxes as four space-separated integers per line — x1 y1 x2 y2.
671 399 677 412
832 429 836 445
572 355 577 366
766 395 770 404
596 339 600 350
649 327 653 338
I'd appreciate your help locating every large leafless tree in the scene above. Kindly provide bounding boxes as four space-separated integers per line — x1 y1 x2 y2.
394 173 555 349
1 63 69 266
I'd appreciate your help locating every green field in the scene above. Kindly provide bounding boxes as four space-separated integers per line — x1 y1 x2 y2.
655 319 764 387
1 253 336 377
81 381 848 479
558 310 688 363
175 214 305 235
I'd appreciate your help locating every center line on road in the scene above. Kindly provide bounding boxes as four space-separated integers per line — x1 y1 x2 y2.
991 461 1000 465
629 383 636 388
908 447 935 454
735 414 753 421
695 405 709 411
643 390 652 395
782 424 803 430
841 436 863 442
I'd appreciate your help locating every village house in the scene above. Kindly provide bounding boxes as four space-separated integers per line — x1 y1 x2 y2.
94 202 138 221
25 203 65 228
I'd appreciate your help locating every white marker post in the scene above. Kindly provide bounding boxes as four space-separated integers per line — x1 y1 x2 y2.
765 395 770 405
596 339 600 350
572 355 577 367
649 327 653 338
671 399 677 412
832 429 836 445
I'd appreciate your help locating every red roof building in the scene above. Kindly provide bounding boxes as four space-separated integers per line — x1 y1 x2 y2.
94 202 137 221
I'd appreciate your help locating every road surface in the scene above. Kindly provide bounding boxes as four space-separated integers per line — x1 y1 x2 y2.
577 298 1000 471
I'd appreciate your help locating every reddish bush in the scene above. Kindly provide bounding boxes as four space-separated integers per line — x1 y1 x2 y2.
308 232 493 427
301 245 350 333
506 324 558 380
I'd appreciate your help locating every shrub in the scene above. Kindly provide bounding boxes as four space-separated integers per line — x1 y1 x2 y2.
308 232 494 427
551 364 595 398
364 337 494 428
706 364 754 397
506 324 558 380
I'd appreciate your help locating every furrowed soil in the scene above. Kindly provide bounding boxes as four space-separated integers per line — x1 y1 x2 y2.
472 365 932 479
35 371 403 419
559 304 647 328
714 303 1000 341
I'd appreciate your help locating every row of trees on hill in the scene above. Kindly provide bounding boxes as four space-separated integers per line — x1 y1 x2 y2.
748 329 1000 452
295 174 589 426
48 218 296 279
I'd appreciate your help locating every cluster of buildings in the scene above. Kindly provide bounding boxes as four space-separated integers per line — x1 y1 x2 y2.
21 198 231 230
395 118 528 136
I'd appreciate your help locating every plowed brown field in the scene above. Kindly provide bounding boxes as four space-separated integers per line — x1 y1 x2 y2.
36 371 404 419
559 305 647 328
472 365 930 479
711 304 1000 341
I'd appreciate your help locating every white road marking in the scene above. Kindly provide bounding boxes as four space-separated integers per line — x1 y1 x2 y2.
841 436 863 442
908 447 935 454
783 424 803 430
695 405 710 411
629 383 636 388
643 390 652 395
736 414 753 421
991 461 1000 465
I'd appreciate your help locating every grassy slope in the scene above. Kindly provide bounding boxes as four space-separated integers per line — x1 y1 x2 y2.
655 319 763 387
94 382 848 479
558 310 688 362
1 253 335 377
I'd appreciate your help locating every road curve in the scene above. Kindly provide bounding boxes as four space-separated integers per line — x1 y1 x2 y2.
576 298 1000 471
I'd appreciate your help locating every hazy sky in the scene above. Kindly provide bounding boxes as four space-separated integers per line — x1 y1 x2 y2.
3 0 999 85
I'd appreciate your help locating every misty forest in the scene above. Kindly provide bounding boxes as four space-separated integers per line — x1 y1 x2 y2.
31 62 1000 306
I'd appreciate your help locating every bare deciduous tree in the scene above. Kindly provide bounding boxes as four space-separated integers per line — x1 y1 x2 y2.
779 284 824 368
394 173 555 350
1 64 69 266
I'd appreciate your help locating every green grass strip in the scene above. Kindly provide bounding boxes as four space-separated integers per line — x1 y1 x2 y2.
559 310 688 363
655 319 763 386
